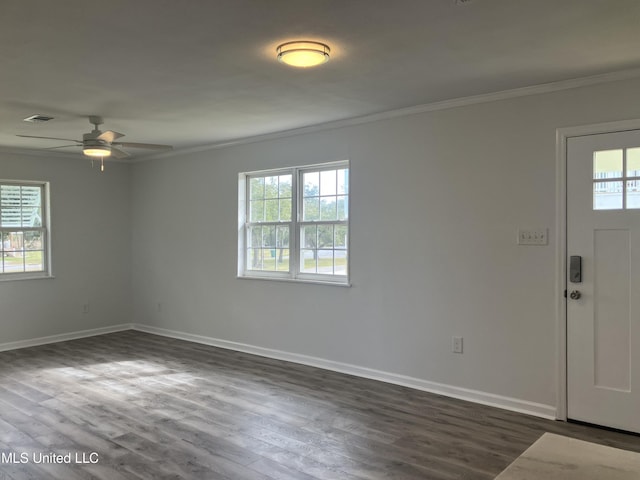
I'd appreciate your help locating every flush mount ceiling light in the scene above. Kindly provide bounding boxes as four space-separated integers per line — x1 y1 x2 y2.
276 41 330 68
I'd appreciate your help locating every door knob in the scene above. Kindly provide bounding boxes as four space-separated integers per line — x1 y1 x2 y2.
569 290 581 300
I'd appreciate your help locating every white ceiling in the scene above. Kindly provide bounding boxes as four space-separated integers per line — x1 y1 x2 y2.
2 0 640 159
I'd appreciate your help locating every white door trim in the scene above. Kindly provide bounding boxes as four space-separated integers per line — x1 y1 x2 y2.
556 118 640 421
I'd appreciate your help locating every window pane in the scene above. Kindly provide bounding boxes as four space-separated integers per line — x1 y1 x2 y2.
264 176 279 199
335 250 348 275
279 175 292 197
320 197 337 221
4 255 25 273
317 249 335 275
279 199 291 221
337 195 348 220
303 171 319 197
262 226 275 247
302 225 317 249
250 177 265 200
24 231 43 250
628 148 640 177
25 251 43 272
1 207 20 227
337 169 348 195
594 181 623 210
20 186 41 206
335 225 347 248
276 225 290 248
248 248 263 270
320 170 337 196
300 249 316 273
303 197 320 221
248 226 261 248
1 185 20 207
22 207 42 227
250 200 264 222
1 232 8 255
10 233 23 251
627 180 640 209
318 225 333 248
593 150 623 179
262 248 277 271
276 249 289 271
264 199 279 222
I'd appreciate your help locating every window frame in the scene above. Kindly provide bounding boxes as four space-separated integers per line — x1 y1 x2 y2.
238 161 350 286
0 180 52 281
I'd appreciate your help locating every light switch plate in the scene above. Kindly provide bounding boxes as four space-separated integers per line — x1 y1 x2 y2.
517 228 548 246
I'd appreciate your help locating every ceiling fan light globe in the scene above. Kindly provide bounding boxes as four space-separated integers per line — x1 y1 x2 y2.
83 146 112 157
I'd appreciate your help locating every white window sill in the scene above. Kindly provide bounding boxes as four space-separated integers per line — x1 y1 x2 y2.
237 275 351 287
0 274 55 283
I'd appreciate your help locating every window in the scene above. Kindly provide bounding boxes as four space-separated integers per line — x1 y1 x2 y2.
1 181 50 278
239 161 349 284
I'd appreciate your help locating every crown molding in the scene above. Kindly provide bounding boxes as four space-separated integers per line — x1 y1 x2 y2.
6 66 640 164
143 66 640 162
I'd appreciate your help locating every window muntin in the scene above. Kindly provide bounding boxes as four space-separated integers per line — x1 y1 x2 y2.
240 162 349 284
1 182 49 277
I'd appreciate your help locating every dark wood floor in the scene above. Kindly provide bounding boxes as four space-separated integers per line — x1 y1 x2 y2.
0 331 639 479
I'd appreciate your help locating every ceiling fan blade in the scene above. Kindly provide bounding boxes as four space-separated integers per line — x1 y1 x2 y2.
113 141 173 151
98 130 125 143
110 146 131 159
16 134 81 143
45 144 81 150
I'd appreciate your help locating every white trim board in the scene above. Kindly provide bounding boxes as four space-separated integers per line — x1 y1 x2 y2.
132 323 556 420
0 324 133 352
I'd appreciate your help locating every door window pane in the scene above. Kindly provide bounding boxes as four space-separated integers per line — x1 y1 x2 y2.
594 150 623 180
627 181 640 209
627 148 640 177
594 181 623 210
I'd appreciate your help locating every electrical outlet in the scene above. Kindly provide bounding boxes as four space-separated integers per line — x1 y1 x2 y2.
157 302 163 312
82 303 90 314
517 228 548 246
452 336 463 354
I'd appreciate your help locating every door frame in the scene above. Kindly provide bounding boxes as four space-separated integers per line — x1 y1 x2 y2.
556 118 640 421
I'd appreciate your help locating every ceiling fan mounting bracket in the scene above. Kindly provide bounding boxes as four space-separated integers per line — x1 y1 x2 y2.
88 115 104 128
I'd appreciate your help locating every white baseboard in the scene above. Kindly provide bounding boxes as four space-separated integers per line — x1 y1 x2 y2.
0 324 133 352
133 323 557 420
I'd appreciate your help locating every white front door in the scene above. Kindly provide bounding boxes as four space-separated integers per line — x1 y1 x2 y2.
567 129 640 433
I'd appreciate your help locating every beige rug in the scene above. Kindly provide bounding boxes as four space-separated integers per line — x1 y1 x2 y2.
495 433 640 479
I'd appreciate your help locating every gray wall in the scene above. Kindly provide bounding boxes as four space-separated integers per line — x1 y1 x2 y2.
131 77 640 411
4 76 640 413
0 153 132 343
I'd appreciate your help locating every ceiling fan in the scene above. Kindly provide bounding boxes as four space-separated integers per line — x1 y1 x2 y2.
17 115 173 166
